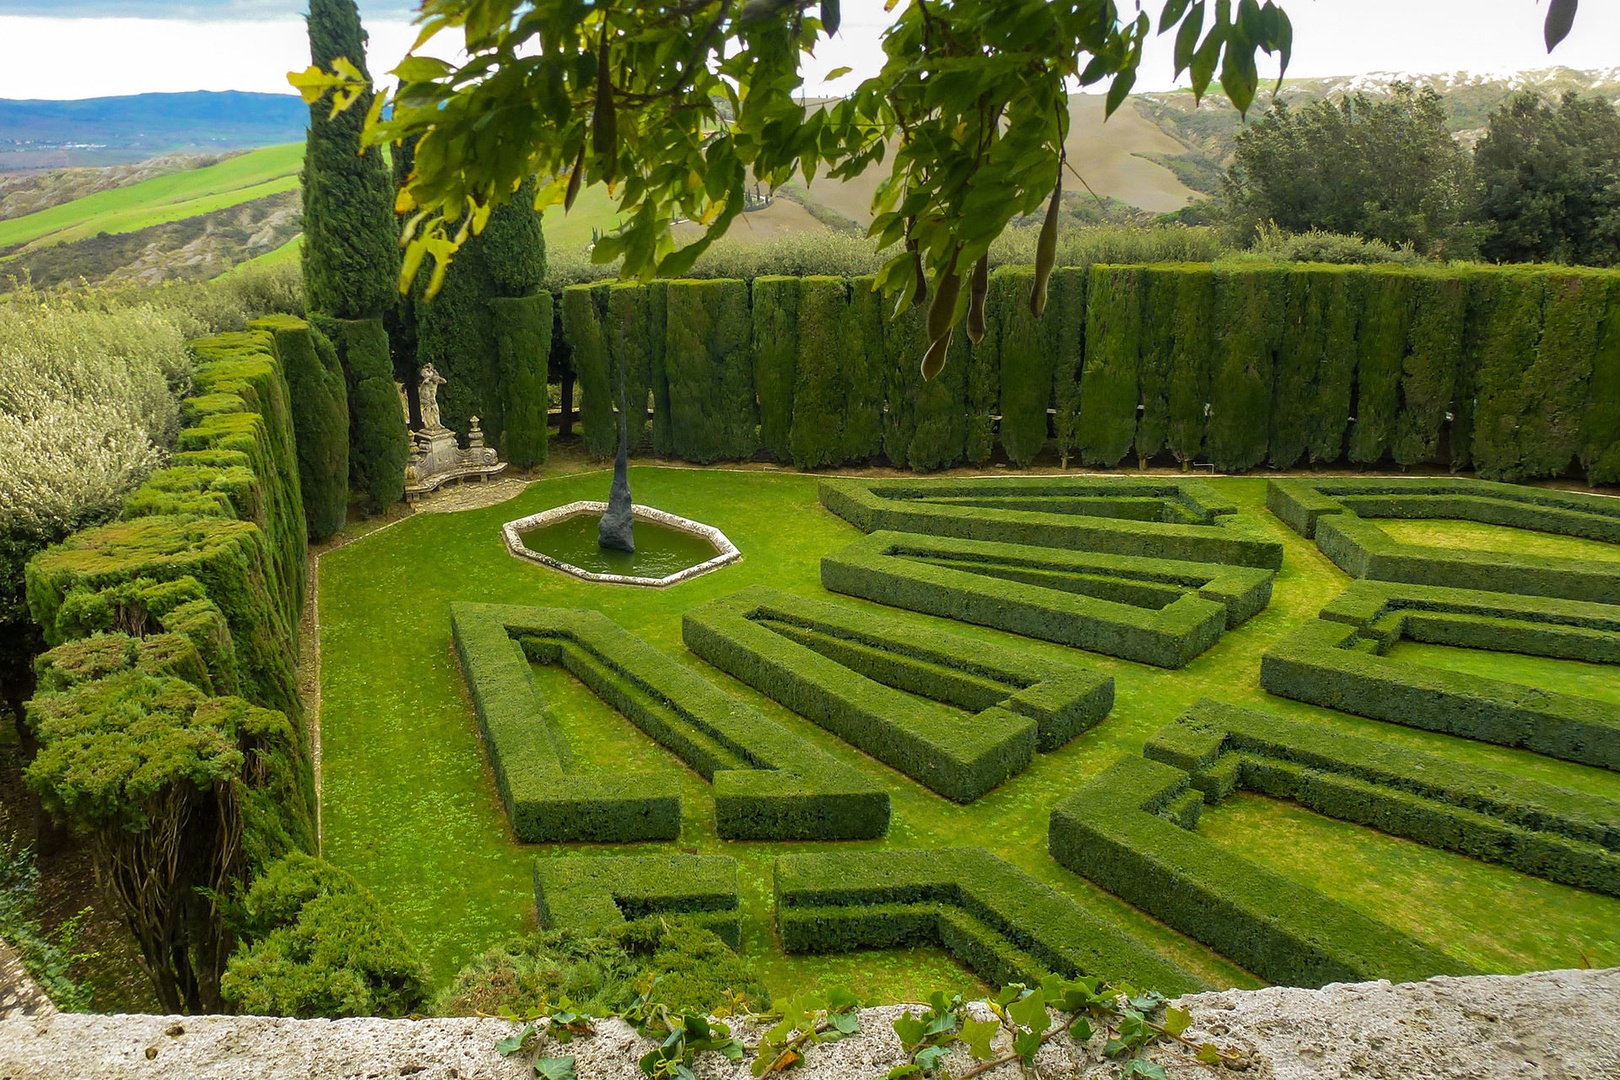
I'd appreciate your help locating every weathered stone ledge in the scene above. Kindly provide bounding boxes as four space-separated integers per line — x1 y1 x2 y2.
1 968 1615 1080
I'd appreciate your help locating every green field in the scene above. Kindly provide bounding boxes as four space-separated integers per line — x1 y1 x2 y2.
316 469 1620 1002
0 144 304 251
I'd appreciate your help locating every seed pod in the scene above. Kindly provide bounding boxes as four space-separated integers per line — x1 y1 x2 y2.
564 142 586 210
965 254 989 344
822 0 841 36
1030 176 1061 317
593 30 617 184
921 326 952 381
907 237 927 308
927 253 963 343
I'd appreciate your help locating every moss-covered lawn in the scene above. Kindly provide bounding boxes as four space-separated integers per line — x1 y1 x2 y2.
318 468 1620 1001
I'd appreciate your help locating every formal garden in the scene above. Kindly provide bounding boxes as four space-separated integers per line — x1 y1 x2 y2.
3 2 1620 1077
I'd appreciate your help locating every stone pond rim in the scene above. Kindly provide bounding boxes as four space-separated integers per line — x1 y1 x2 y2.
502 502 741 587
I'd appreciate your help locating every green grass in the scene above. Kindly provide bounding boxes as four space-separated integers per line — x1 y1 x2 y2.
1386 641 1620 706
224 234 303 276
0 144 304 252
317 470 1620 1002
1373 517 1620 562
541 184 623 256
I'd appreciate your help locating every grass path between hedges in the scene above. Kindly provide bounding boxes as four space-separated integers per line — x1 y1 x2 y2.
318 469 1620 1002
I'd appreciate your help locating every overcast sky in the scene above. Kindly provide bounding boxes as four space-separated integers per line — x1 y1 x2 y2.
0 1 1616 101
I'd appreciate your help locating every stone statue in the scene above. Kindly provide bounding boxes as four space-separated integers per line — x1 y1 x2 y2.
419 364 447 431
395 380 411 426
598 342 636 553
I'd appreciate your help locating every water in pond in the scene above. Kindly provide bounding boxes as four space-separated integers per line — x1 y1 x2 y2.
518 512 721 578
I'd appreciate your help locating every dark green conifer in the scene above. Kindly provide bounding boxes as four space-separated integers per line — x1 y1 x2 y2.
302 0 398 320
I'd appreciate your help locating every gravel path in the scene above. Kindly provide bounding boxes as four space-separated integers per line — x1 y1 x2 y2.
1 968 1615 1080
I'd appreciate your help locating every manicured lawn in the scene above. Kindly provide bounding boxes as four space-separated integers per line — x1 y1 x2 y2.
1374 516 1620 562
317 468 1620 1001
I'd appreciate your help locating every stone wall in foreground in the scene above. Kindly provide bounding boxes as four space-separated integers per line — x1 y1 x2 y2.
0 968 1615 1080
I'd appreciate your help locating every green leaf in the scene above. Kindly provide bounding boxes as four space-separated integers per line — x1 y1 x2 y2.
1068 1017 1094 1043
1196 1043 1223 1065
886 1066 922 1080
959 1017 998 1060
497 1023 535 1056
1011 1029 1044 1065
1162 1007 1192 1038
535 1057 578 1080
892 1012 927 1051
913 1045 950 1074
829 1011 860 1036
1122 1061 1169 1080
1006 989 1048 1033
824 66 853 81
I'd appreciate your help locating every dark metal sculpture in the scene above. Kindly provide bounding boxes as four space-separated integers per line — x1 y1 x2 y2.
598 340 635 553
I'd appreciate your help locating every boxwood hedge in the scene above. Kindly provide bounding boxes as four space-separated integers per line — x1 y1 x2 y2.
683 586 1110 803
1267 477 1620 604
1147 699 1620 897
535 854 741 948
820 531 1274 668
820 476 1283 570
451 603 888 841
773 847 1203 994
1048 756 1474 988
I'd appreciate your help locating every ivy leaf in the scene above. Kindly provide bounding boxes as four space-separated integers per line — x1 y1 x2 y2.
886 1066 921 1080
959 1017 999 1060
829 1011 860 1035
1121 1061 1169 1080
1011 1029 1044 1065
1196 1043 1223 1065
913 1045 950 1074
1068 1016 1094 1043
1162 1007 1192 1038
1006 989 1048 1034
892 1012 927 1051
497 1023 535 1057
535 1057 578 1080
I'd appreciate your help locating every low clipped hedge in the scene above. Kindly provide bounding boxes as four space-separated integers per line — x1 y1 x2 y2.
1048 756 1474 988
773 847 1202 995
682 586 1114 802
1267 477 1620 604
821 531 1274 669
1146 699 1620 897
535 854 742 948
819 476 1283 570
451 603 887 841
1260 589 1620 771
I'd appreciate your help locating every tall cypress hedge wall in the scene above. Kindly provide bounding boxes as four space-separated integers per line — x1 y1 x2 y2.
1078 265 1141 467
665 279 757 464
752 276 800 463
550 263 1620 485
492 292 553 469
996 268 1054 467
322 317 407 512
262 316 347 542
606 283 656 453
1208 266 1284 472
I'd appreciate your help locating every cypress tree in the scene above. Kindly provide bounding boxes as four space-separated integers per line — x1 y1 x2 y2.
1208 266 1284 472
753 276 800 463
1467 268 1545 479
665 280 756 463
1515 269 1605 478
561 285 613 457
1348 267 1412 464
1392 270 1467 467
791 277 851 468
1271 268 1325 470
1581 278 1620 485
1307 267 1363 464
888 298 969 471
1049 268 1087 469
843 277 887 463
1077 265 1141 467
492 292 553 469
1165 266 1214 467
996 268 1051 467
302 0 398 320
323 317 407 510
964 301 1001 465
414 186 548 448
1136 267 1178 464
647 281 673 456
274 320 349 542
606 283 656 452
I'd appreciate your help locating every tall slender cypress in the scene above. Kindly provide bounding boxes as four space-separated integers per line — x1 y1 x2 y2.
302 0 398 320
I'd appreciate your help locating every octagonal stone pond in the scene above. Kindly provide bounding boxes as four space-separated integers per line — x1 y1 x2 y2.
502 501 740 586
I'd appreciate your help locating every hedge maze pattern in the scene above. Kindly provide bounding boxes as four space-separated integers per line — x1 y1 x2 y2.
821 531 1274 668
535 854 742 947
1147 699 1620 897
1260 581 1620 770
451 603 888 842
1268 477 1620 604
773 848 1202 995
682 587 1112 803
451 474 1620 994
820 477 1284 569
1047 755 1475 988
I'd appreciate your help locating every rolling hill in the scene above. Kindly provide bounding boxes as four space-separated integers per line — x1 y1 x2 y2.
7 67 1618 290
